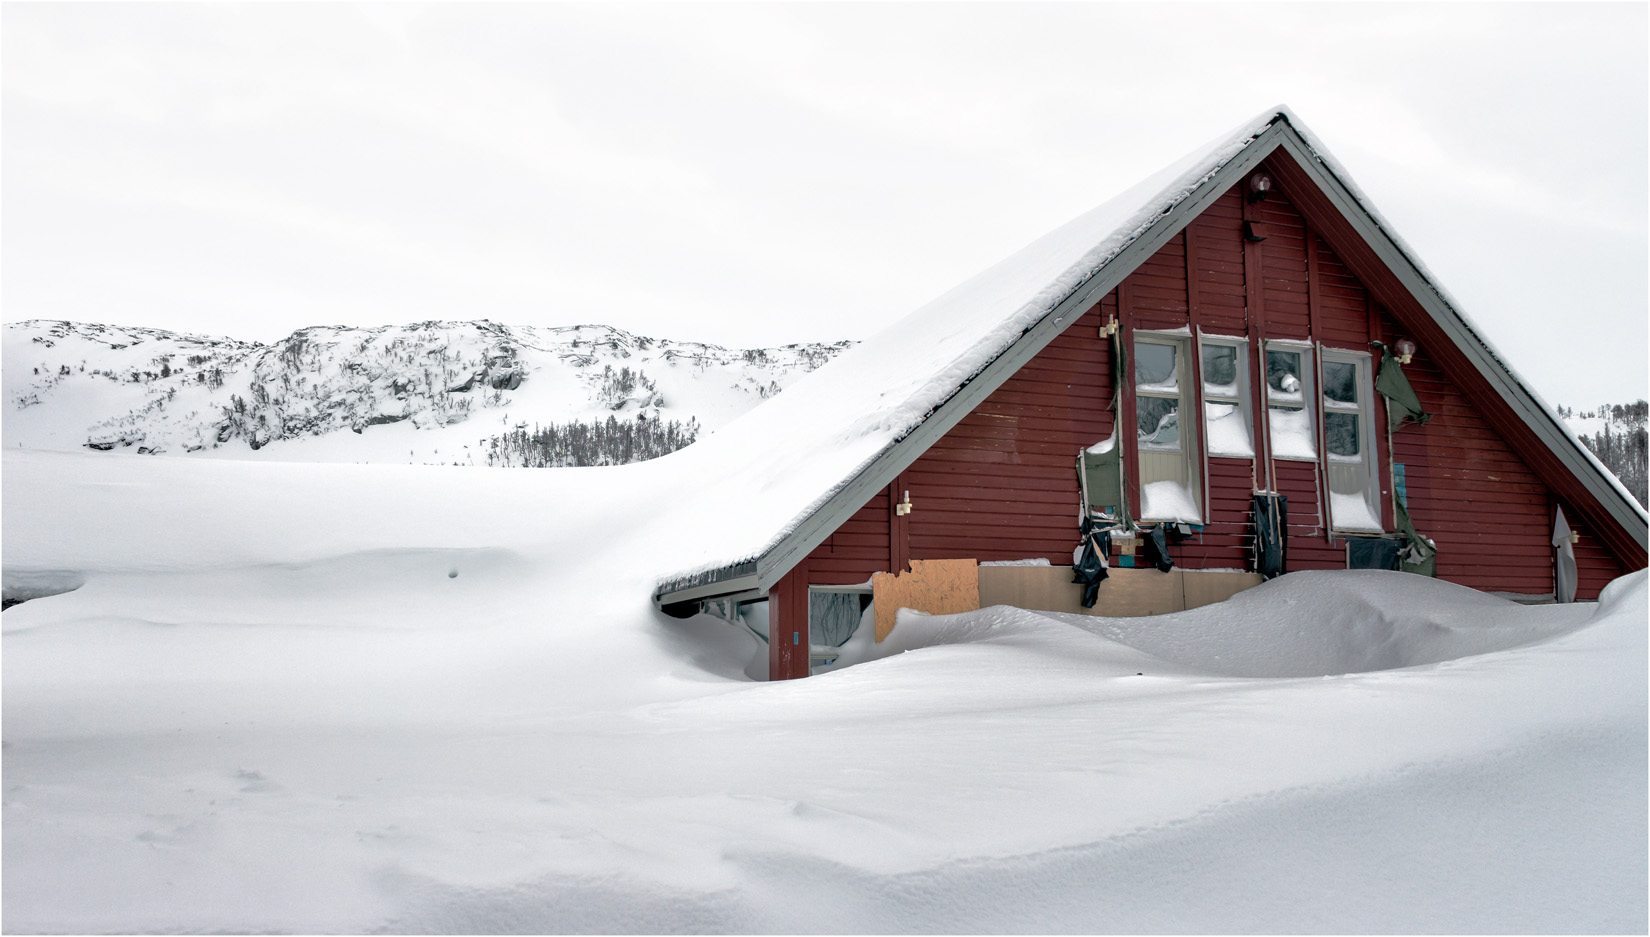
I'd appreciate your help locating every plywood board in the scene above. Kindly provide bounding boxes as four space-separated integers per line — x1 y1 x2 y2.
1180 570 1266 608
977 566 1264 617
871 558 980 642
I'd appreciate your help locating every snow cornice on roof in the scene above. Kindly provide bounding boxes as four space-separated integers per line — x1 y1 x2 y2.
655 107 1646 606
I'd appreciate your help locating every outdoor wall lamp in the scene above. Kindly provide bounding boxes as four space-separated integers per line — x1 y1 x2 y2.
1395 338 1417 364
1247 172 1272 202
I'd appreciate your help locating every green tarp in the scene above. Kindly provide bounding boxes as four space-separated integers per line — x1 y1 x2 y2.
1372 346 1435 576
1374 344 1430 430
1391 463 1437 577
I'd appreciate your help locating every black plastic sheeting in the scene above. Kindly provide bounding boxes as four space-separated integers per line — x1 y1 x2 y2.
1347 536 1404 571
1252 493 1288 580
1140 526 1174 573
1071 517 1112 609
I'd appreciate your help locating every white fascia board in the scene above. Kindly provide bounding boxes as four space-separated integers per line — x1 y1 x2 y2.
654 571 760 606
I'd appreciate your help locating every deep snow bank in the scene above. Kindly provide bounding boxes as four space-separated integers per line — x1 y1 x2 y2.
791 569 1608 682
1052 569 1601 677
3 448 1645 933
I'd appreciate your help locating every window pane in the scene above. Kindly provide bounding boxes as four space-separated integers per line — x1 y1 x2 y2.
1202 343 1238 394
1323 361 1358 404
1266 350 1303 404
1204 401 1254 458
1329 463 1381 531
1137 396 1181 449
810 591 867 648
1269 405 1316 458
1325 411 1360 459
1135 342 1177 390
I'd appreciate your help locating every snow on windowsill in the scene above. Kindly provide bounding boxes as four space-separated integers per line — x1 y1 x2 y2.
1330 491 1383 532
1204 402 1254 458
1269 407 1317 460
1140 479 1201 524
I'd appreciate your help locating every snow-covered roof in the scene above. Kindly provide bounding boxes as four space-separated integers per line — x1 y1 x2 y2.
655 106 1647 602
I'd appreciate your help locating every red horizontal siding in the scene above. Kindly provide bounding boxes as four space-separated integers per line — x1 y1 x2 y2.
903 299 1112 564
1382 307 1559 595
1572 519 1626 600
789 163 1621 604
803 489 890 583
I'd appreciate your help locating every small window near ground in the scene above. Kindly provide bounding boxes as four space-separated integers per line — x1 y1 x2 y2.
1134 334 1201 522
1266 344 1316 460
1322 350 1382 532
808 587 872 648
1201 339 1252 458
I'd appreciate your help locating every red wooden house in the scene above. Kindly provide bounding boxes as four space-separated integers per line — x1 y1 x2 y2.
654 108 1648 680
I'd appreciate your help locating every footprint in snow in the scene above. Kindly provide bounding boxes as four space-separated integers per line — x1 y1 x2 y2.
235 768 280 794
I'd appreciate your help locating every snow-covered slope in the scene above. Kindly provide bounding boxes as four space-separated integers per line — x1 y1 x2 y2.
3 448 1646 932
1564 402 1646 451
3 320 851 464
1563 401 1648 508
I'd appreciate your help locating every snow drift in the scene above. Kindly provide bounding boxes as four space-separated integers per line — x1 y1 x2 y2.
4 447 1645 933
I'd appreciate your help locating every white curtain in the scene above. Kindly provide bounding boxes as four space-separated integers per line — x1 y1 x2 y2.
1551 506 1577 604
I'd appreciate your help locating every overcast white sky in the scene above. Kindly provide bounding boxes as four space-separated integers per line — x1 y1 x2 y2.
4 3 1646 405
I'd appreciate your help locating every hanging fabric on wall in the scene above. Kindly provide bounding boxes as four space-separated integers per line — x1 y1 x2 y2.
1552 506 1577 604
1071 517 1111 608
1372 342 1430 430
1391 480 1437 577
1251 493 1288 579
1140 525 1174 573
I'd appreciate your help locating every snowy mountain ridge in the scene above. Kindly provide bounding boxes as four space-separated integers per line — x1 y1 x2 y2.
3 319 853 464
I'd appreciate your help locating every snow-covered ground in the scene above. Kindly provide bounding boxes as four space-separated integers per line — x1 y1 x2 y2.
3 447 1646 932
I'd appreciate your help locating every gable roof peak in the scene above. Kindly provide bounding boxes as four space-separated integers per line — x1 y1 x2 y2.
654 106 1645 602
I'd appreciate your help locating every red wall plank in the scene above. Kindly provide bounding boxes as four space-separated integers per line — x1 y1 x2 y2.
1382 308 1563 595
903 300 1112 564
783 155 1629 632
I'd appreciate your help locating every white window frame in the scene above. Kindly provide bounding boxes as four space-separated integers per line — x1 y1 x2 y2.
1132 331 1202 524
1320 348 1382 533
1198 335 1253 459
1264 339 1317 462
